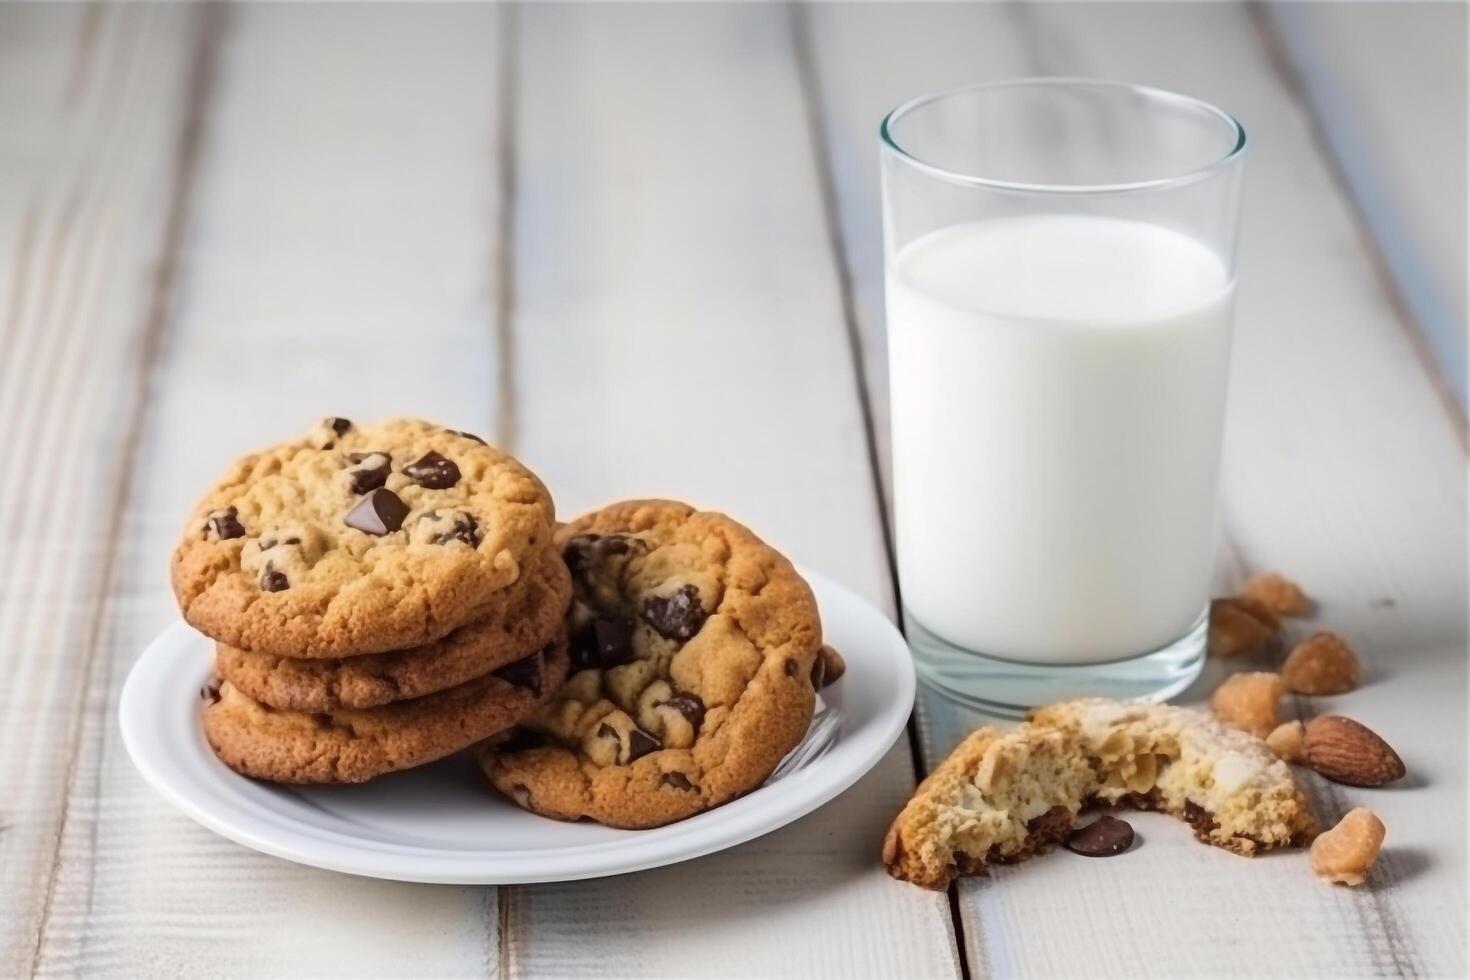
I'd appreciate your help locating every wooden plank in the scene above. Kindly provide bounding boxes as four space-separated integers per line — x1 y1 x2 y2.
502 5 958 978
804 2 1466 976
0 6 204 976
1265 0 1467 412
33 6 512 976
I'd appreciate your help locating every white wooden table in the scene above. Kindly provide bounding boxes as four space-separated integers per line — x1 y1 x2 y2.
3 4 1465 977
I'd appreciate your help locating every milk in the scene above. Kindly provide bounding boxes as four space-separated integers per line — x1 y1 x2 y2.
887 214 1234 664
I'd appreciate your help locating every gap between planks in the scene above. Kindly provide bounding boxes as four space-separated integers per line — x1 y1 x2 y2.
975 4 1428 973
38 6 517 975
491 4 958 977
787 4 973 979
493 4 952 976
1247 1 1467 452
799 2 1459 975
494 3 521 970
25 6 226 977
492 1 521 455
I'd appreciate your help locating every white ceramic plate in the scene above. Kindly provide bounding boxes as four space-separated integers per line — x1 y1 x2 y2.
120 568 915 884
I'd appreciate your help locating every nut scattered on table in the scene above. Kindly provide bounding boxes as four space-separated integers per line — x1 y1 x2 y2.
1241 571 1312 617
1210 671 1286 737
1303 715 1405 787
1266 720 1306 763
1282 631 1363 695
1208 597 1281 658
1310 807 1386 886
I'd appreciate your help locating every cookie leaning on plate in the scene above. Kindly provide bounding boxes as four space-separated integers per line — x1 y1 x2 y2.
203 639 569 784
172 417 555 658
214 547 572 712
480 499 826 829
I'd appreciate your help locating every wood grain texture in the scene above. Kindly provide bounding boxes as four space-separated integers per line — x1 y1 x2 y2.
0 6 203 976
804 2 1466 976
502 4 958 978
1265 0 1467 413
33 6 511 976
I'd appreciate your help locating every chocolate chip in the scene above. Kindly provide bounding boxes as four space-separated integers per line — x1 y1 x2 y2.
642 584 708 641
626 729 660 762
260 563 289 592
454 429 486 445
596 722 660 765
344 488 409 535
660 772 698 792
425 511 479 547
1065 815 1135 857
570 617 635 671
200 679 222 703
784 658 799 677
659 692 705 733
205 507 245 540
326 417 352 436
345 452 391 494
404 451 460 490
562 534 600 573
493 652 544 695
562 533 640 575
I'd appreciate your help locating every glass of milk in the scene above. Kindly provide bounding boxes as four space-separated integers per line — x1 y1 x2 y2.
880 79 1246 712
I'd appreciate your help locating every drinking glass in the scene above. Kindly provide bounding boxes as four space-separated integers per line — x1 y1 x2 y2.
880 79 1246 713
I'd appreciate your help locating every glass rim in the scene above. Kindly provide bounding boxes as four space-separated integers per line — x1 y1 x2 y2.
879 77 1248 195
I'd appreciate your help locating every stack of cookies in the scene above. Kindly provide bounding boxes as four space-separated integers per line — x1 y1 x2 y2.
172 417 847 829
173 417 570 784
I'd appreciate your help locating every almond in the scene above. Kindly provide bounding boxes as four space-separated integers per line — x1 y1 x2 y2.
1241 571 1312 617
1282 631 1363 695
1208 597 1281 658
1303 716 1405 787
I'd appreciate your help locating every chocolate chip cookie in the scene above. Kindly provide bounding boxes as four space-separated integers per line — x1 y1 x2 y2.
203 639 569 784
883 698 1316 890
479 500 825 828
214 548 571 712
173 418 555 657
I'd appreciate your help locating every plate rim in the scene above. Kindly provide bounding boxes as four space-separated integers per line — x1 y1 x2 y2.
120 566 916 884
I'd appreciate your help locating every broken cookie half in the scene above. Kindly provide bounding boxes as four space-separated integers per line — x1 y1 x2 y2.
883 698 1317 890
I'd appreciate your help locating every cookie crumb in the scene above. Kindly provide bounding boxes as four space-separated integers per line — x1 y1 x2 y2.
1282 631 1363 695
1266 720 1305 763
1310 807 1385 886
1208 597 1281 657
1241 572 1311 617
1210 671 1285 737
